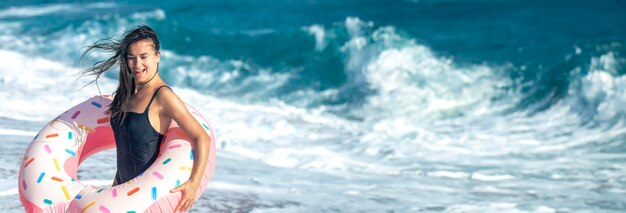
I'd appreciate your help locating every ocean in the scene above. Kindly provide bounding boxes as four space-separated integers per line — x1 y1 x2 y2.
1 0 626 212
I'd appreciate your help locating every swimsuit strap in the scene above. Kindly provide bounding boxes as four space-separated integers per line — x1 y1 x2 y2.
144 85 170 113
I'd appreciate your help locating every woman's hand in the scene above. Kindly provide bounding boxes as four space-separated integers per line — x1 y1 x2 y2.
170 180 200 212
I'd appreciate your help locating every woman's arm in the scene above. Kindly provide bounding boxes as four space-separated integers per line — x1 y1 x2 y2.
157 88 211 212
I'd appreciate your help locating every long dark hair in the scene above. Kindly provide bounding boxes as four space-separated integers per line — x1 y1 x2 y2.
79 25 160 122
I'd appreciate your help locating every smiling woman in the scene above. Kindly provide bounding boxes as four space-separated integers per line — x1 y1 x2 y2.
16 25 217 212
127 40 160 85
81 25 214 212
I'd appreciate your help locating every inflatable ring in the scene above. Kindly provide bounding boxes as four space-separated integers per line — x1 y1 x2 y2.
18 95 217 212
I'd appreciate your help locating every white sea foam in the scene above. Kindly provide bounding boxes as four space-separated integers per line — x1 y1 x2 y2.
330 17 626 164
161 51 292 101
0 128 37 137
447 203 556 213
339 17 513 122
471 173 515 181
567 52 626 125
0 3 116 18
0 188 17 196
0 49 116 121
130 9 166 20
304 24 327 51
429 170 469 179
0 4 73 18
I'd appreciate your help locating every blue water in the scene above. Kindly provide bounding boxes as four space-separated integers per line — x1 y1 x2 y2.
1 0 626 212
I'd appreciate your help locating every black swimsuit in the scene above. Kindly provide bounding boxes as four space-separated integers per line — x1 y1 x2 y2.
111 85 170 184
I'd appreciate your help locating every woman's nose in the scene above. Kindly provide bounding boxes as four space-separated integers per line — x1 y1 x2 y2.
133 60 142 69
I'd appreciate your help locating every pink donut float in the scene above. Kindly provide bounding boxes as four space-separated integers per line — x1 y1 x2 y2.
18 95 217 212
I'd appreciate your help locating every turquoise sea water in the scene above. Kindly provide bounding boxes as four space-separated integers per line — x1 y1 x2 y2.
1 0 626 212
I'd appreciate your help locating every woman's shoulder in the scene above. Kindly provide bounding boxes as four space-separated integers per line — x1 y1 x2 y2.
154 85 185 110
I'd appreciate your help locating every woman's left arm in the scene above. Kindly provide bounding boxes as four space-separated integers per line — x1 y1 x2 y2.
158 89 211 212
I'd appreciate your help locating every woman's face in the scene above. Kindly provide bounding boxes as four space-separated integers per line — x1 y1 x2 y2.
127 40 160 84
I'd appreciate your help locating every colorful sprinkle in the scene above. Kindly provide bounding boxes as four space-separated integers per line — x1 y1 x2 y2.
37 172 45 183
127 211 136 213
43 199 52 205
97 189 104 193
53 158 60 171
75 194 82 199
65 149 76 156
51 176 63 182
176 179 180 187
44 144 51 153
71 111 81 119
179 166 192 172
24 158 34 168
83 201 96 211
99 205 110 213
162 158 172 165
190 150 194 160
168 144 181 149
46 133 59 138
91 101 102 108
71 178 75 182
68 132 73 140
33 133 39 140
112 189 117 198
61 185 70 200
192 111 202 117
151 187 157 200
127 187 140 196
21 180 26 190
79 124 95 133
97 117 110 124
152 171 163 180
202 124 210 131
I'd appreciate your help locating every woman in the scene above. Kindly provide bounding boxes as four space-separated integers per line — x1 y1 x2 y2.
80 25 211 212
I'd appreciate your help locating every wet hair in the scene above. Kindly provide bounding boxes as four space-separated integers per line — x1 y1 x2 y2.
79 25 160 122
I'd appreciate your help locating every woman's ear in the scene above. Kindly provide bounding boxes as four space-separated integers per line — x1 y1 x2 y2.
156 51 161 63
